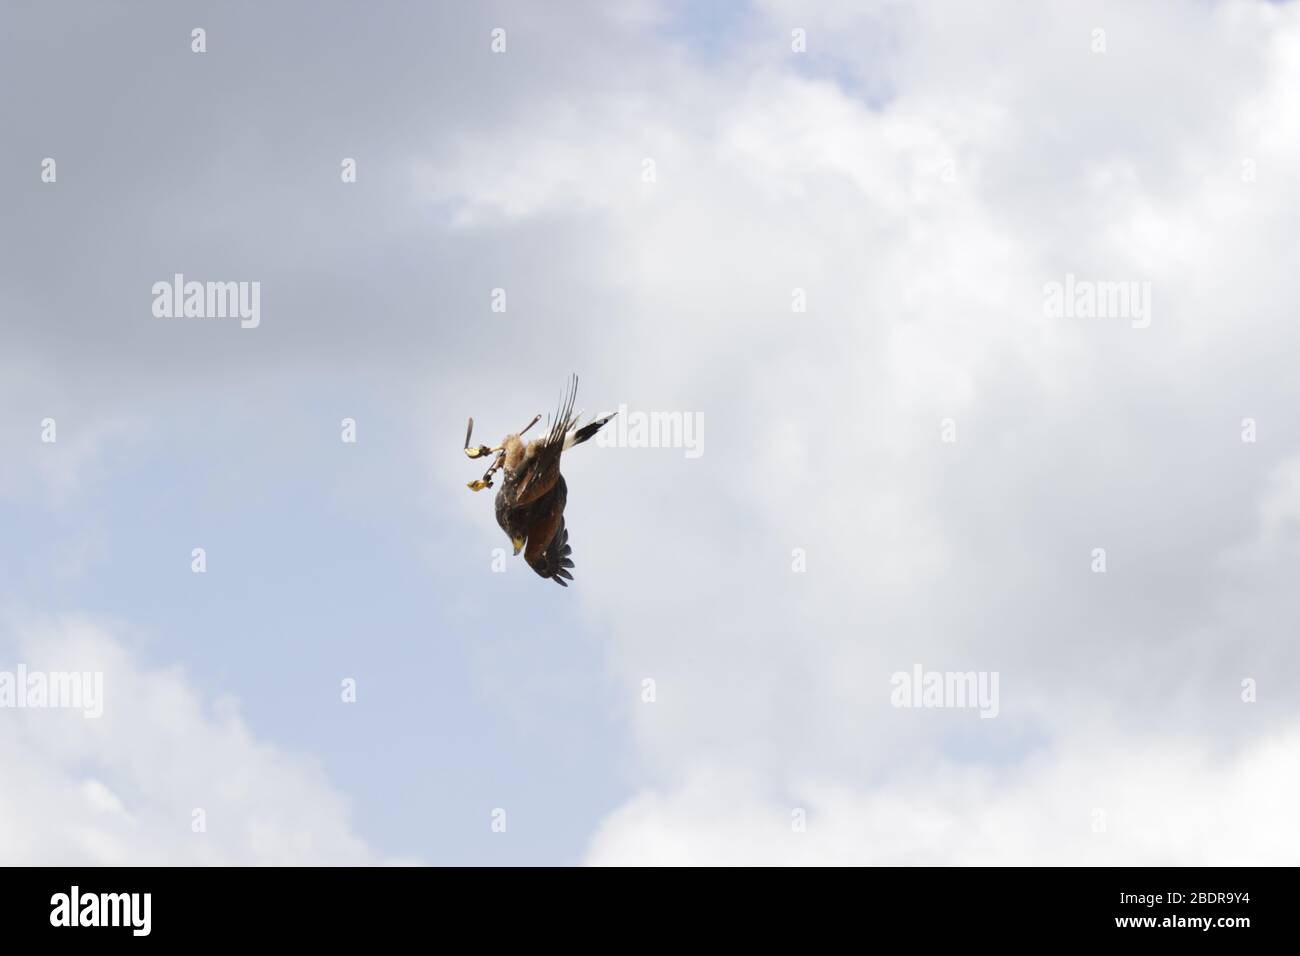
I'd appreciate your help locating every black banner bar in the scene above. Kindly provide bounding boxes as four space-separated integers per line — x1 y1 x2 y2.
0 865 1286 944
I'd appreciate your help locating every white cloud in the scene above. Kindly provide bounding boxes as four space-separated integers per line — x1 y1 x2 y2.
5 0 1300 865
585 721 1300 865
418 0 1300 863
0 616 402 865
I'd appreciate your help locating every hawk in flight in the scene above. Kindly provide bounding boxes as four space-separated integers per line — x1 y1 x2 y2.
463 375 615 586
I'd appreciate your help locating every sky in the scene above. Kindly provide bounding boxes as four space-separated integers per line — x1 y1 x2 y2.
1 0 1298 865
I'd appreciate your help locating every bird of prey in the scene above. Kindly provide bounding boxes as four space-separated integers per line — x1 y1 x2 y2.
463 375 615 586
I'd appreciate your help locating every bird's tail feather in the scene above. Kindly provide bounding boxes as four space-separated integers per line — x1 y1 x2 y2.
565 411 617 450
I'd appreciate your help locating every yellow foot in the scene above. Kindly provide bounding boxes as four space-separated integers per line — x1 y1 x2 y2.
467 479 490 492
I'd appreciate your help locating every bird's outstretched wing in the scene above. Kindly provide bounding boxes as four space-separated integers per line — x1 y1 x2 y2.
514 374 579 508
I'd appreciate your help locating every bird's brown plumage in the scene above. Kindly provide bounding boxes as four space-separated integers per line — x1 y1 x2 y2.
481 375 607 586
512 374 578 508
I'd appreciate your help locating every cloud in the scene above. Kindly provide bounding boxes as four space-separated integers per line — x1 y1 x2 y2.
414 0 1300 862
585 720 1300 865
4 0 1300 865
0 615 402 864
